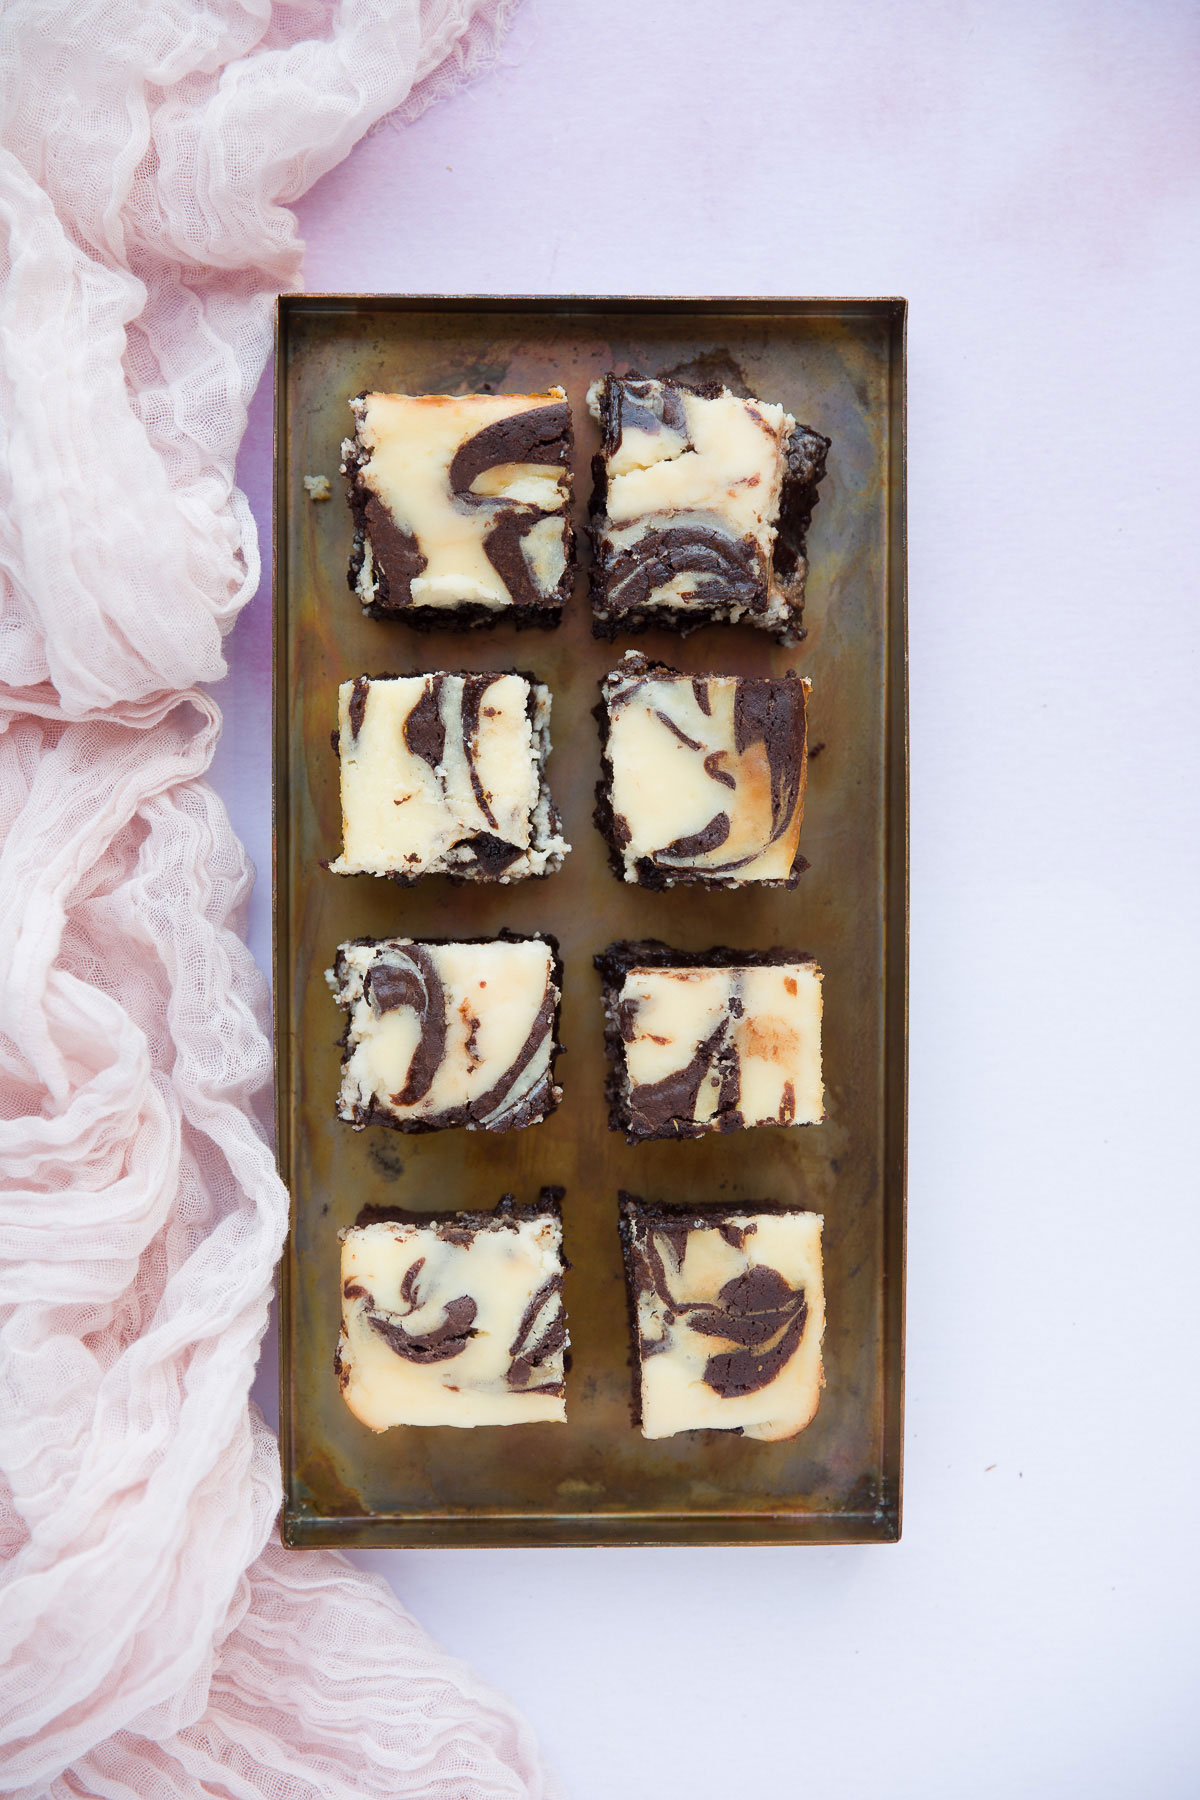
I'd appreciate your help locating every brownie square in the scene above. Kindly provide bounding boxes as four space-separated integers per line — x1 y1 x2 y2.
587 373 829 642
328 934 563 1132
595 651 809 888
328 671 568 883
595 942 824 1142
337 1194 569 1430
342 389 574 627
619 1194 825 1440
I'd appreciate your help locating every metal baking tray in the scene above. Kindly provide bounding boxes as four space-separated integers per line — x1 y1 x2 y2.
274 296 907 1547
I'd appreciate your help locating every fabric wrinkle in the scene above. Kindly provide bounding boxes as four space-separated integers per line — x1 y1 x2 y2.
0 1 562 1796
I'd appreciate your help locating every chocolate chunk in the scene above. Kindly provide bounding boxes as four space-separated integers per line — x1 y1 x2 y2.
461 832 522 876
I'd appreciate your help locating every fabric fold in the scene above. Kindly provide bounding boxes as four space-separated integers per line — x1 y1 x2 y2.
0 2 559 1795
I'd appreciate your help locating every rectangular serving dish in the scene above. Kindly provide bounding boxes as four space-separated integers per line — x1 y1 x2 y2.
274 295 907 1547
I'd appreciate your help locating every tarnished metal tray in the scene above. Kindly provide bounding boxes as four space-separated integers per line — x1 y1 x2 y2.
274 296 907 1547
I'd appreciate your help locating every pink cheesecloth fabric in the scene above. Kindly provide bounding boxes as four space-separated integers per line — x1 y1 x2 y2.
0 3 563 1796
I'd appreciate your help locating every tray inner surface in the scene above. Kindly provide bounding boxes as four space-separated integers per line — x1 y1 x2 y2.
275 299 906 1547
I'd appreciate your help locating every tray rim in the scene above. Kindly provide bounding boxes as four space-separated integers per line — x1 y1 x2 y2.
272 292 908 1549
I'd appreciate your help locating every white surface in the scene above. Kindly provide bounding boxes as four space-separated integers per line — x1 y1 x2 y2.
212 2 1200 1793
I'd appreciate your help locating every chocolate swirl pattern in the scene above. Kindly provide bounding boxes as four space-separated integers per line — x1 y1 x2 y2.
342 389 574 627
336 1200 570 1431
596 652 810 888
587 372 829 643
596 942 824 1143
505 1274 568 1395
349 1261 479 1365
328 935 563 1134
329 672 569 884
684 1265 810 1399
619 1196 825 1442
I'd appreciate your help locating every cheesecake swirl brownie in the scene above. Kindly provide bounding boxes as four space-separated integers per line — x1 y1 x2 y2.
328 934 563 1132
619 1194 825 1440
329 671 568 882
595 651 809 887
337 1193 569 1429
343 389 574 626
596 942 824 1142
587 373 829 642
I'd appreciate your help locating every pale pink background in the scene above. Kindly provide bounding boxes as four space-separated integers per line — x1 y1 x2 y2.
211 3 1200 1794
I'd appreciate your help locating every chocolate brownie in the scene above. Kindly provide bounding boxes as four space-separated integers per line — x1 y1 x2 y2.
595 942 824 1142
328 671 568 882
587 373 829 642
328 934 563 1132
337 1194 569 1429
619 1193 825 1440
343 389 574 627
595 651 809 888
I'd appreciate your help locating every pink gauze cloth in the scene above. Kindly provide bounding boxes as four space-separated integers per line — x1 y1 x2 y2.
0 3 565 1796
